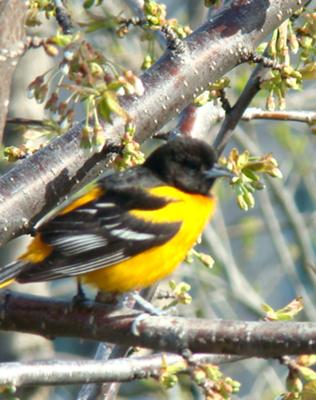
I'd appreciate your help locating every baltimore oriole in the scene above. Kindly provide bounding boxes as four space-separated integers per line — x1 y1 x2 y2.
0 137 231 293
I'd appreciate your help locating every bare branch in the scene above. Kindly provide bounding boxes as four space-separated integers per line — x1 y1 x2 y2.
0 353 237 387
1 292 316 357
208 107 316 125
242 108 316 124
213 55 265 155
53 0 73 34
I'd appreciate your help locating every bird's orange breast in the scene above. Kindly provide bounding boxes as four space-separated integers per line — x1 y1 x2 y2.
83 186 216 292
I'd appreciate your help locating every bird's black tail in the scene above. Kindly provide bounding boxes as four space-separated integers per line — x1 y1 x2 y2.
0 260 26 288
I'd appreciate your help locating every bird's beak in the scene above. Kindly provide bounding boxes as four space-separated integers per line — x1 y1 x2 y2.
204 163 235 179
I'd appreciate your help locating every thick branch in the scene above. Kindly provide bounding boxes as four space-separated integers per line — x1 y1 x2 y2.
0 353 237 387
0 0 308 245
1 292 316 357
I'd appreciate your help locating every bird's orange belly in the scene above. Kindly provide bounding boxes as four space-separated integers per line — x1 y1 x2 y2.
83 187 216 292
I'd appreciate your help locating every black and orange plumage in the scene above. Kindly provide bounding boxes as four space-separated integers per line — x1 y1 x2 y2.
0 137 231 293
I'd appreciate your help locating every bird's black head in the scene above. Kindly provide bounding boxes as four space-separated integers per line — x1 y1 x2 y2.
144 137 231 195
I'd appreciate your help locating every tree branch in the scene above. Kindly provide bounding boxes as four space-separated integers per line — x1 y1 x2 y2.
0 0 308 245
242 108 316 124
204 108 316 125
0 353 237 387
213 53 265 155
0 0 27 142
1 292 316 357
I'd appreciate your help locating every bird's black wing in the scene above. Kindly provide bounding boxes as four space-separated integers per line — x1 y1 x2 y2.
18 168 181 282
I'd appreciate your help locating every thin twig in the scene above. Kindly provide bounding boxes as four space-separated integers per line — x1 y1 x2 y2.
242 108 316 124
54 0 73 34
213 54 266 155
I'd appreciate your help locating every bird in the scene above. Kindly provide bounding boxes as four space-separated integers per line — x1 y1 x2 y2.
0 136 232 294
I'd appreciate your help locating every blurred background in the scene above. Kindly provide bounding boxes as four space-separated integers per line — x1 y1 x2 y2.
0 1 315 399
